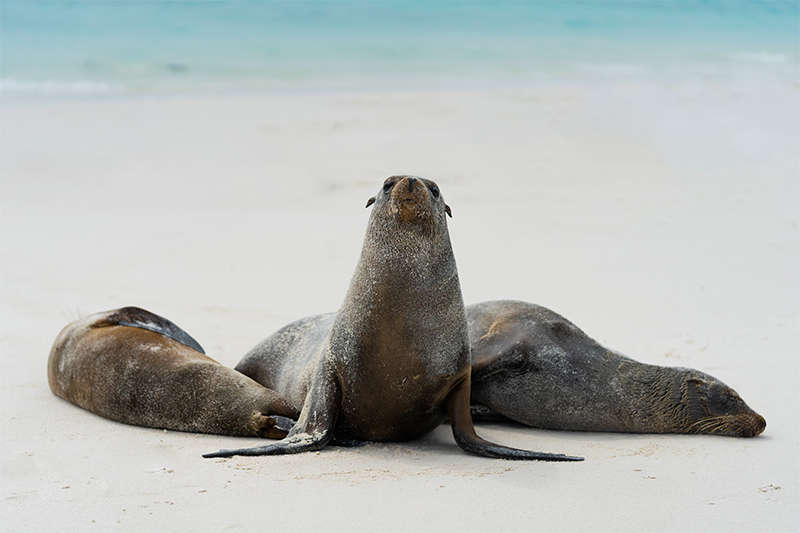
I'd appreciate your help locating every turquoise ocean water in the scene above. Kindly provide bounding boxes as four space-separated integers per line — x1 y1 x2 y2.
1 1 798 98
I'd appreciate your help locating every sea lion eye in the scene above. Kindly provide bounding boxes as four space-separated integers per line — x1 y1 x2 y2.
383 181 395 193
429 185 440 198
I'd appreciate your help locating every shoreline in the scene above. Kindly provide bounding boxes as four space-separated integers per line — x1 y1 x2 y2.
3 55 798 106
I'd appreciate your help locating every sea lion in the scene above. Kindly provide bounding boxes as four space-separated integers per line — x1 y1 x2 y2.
466 300 766 437
48 307 299 438
205 176 582 461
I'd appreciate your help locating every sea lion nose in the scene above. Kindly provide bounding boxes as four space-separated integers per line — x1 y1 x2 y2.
753 413 766 436
406 177 417 190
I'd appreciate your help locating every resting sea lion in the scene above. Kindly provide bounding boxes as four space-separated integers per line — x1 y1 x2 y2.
48 307 299 438
466 300 766 437
206 175 582 461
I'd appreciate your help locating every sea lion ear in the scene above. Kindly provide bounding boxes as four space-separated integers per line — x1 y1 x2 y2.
445 204 452 218
687 377 708 387
366 197 376 208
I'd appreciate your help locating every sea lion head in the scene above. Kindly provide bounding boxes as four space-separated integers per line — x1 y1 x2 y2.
365 175 452 236
680 372 766 437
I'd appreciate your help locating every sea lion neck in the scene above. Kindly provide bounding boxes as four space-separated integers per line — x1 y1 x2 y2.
343 228 461 314
362 219 454 264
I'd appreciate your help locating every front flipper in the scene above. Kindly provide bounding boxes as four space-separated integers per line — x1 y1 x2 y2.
447 377 583 462
97 306 206 354
203 357 341 458
202 432 330 458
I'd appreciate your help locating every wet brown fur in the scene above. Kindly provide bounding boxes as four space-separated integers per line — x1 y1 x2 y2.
48 308 299 438
466 300 766 437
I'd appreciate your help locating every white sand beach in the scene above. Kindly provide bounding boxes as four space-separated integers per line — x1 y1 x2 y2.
2 77 798 531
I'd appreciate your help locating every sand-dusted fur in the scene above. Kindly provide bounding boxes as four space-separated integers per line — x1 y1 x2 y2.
48 307 298 438
207 176 581 460
466 300 766 437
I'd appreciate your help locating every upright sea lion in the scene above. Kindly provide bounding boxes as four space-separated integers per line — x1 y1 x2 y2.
466 300 766 437
205 176 582 461
48 307 299 438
